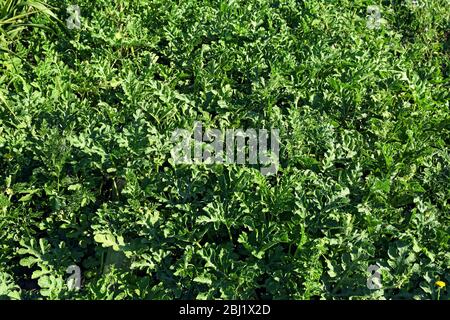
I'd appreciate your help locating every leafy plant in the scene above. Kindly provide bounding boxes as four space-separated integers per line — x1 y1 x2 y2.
0 0 58 52
0 0 449 300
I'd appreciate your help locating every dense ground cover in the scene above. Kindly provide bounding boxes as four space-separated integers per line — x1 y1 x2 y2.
0 0 449 300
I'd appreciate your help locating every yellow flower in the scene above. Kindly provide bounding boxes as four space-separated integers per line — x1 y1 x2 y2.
435 281 446 288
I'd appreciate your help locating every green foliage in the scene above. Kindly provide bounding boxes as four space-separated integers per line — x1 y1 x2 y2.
0 0 58 52
0 271 21 300
0 0 449 300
